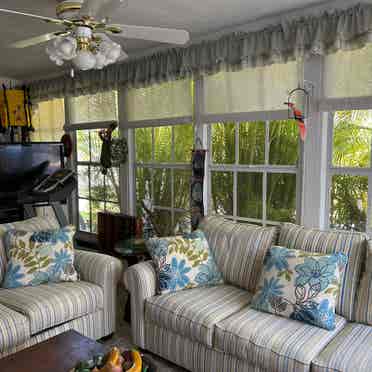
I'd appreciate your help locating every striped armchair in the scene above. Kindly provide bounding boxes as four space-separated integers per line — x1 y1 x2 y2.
125 217 372 372
0 217 123 358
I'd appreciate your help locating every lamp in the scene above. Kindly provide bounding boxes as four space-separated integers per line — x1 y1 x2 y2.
46 26 126 71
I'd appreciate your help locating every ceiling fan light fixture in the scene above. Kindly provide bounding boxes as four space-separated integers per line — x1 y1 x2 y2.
72 49 96 70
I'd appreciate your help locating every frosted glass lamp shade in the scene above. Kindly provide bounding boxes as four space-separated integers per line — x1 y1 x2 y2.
73 50 97 70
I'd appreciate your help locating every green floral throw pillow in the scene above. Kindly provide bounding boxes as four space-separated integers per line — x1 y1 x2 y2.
2 225 78 289
251 246 348 330
147 230 223 295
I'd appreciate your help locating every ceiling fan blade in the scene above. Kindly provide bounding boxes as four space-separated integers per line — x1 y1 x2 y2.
96 0 128 21
10 32 71 49
106 24 190 45
0 8 72 26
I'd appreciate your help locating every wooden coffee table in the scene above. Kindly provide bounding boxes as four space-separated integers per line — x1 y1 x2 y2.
0 330 104 372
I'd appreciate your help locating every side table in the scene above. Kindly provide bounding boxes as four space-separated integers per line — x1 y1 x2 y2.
114 238 151 323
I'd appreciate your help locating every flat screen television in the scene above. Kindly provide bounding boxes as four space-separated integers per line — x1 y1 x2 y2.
0 142 64 176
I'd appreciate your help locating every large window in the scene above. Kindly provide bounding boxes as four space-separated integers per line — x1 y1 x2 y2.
69 91 120 233
209 120 300 225
328 110 372 232
135 124 193 236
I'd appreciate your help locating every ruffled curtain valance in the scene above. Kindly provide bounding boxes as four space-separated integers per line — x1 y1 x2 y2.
30 3 372 100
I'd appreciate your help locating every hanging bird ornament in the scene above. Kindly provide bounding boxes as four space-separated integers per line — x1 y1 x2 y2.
284 101 306 141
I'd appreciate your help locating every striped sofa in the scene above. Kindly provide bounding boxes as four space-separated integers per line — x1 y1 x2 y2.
0 217 123 358
125 216 372 372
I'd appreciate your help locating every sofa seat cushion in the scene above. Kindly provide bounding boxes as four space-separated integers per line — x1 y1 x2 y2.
0 303 30 353
145 285 252 347
214 307 347 372
0 281 103 334
312 323 372 372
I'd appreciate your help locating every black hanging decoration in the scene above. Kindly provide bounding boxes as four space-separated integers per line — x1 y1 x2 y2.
191 139 206 230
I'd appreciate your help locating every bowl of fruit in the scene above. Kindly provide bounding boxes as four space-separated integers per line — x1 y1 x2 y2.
71 347 154 372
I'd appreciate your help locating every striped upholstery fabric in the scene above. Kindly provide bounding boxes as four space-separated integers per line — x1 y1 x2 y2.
312 323 372 372
355 241 372 324
74 250 123 337
0 303 29 353
0 217 59 284
199 217 278 292
0 310 104 358
279 223 367 320
124 261 158 348
145 322 265 372
214 308 347 372
0 281 103 334
145 285 252 346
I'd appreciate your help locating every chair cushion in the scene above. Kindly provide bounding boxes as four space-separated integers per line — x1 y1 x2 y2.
0 217 59 285
214 307 347 372
312 323 372 372
0 281 103 334
0 303 30 353
279 223 367 320
145 284 252 347
199 216 278 292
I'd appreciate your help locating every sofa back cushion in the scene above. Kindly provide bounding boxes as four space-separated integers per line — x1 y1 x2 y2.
0 217 59 285
279 223 367 320
199 216 278 292
355 241 372 325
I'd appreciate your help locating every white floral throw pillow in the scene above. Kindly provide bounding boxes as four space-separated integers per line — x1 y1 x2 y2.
251 246 348 330
2 225 78 289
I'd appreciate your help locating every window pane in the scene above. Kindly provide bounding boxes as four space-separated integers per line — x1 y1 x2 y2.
174 211 191 234
237 173 263 219
78 198 90 232
31 98 65 142
91 201 105 233
106 167 120 203
174 169 191 209
333 111 372 168
77 165 89 198
154 126 172 162
212 123 235 164
136 167 152 211
153 168 172 207
69 91 118 124
125 79 192 121
330 175 368 232
151 209 173 237
90 130 102 163
239 121 265 165
267 173 296 222
135 127 152 163
106 203 120 213
76 130 90 162
211 171 233 215
174 124 193 162
269 120 299 165
90 166 105 201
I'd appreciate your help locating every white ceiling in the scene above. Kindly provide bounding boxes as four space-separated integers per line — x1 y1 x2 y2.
0 0 341 80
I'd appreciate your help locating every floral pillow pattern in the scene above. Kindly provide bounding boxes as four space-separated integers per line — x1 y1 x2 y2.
146 231 223 295
251 246 348 330
2 225 78 289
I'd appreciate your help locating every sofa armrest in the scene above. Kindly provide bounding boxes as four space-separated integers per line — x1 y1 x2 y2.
74 250 123 336
124 261 157 348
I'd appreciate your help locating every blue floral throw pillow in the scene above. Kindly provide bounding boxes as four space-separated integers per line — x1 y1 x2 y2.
2 225 78 289
251 246 348 330
147 231 223 294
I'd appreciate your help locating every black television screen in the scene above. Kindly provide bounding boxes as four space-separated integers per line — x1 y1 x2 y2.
0 142 64 175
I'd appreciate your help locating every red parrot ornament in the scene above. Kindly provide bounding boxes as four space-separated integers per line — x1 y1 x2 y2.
285 102 306 141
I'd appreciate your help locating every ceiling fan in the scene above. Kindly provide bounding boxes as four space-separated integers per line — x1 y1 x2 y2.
0 0 190 71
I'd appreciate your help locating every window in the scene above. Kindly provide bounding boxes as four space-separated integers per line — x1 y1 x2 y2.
209 120 300 225
135 124 193 236
69 91 120 233
328 110 372 232
31 98 65 141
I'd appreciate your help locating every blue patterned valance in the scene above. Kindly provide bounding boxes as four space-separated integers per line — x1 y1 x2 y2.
30 3 372 100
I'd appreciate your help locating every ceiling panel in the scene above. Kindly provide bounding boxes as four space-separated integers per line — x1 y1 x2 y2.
0 0 329 79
